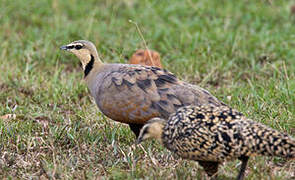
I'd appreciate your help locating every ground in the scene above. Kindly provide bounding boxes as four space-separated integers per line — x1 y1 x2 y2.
1 0 295 179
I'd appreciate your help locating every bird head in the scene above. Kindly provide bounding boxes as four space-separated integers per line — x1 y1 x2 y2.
136 117 166 144
60 40 101 71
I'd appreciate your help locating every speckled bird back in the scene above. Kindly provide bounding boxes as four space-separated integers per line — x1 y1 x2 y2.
162 105 295 162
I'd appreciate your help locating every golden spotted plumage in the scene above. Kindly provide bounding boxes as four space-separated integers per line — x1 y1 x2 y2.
137 105 295 180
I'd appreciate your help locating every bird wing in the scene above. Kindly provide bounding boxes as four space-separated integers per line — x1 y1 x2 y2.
170 82 226 107
95 64 224 124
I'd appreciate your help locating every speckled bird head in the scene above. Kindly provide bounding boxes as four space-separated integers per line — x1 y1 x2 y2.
136 117 166 144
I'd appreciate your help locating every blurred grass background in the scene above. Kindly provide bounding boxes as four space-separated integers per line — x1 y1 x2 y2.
1 0 295 179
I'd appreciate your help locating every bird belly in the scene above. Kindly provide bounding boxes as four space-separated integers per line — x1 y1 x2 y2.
96 93 161 124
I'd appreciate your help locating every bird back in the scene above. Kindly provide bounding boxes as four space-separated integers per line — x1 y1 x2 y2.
161 105 295 162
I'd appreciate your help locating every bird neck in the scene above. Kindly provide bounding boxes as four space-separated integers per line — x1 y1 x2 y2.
149 122 165 142
83 53 104 79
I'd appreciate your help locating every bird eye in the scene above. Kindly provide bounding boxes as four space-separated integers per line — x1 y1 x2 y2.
75 45 83 50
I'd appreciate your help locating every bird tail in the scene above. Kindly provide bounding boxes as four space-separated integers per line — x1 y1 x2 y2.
242 121 295 159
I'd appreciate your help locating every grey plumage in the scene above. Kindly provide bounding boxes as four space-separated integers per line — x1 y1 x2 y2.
60 40 225 137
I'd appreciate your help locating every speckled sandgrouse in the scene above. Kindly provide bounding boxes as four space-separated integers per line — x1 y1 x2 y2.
60 40 226 137
129 49 162 68
137 105 295 180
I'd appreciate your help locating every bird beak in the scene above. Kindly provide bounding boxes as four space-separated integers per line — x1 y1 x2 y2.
60 45 69 51
136 137 142 145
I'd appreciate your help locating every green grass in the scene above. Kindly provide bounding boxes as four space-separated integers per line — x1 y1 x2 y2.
1 0 295 179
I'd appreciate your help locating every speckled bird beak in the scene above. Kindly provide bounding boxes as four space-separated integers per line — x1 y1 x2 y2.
136 137 142 145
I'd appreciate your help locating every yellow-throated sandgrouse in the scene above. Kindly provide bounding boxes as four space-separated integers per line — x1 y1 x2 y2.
60 40 226 137
137 105 295 180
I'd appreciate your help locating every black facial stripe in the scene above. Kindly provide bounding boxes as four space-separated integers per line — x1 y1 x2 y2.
142 127 149 136
84 55 94 77
75 45 83 50
67 44 83 50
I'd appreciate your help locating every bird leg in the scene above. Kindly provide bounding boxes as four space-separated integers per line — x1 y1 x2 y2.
198 161 219 178
237 156 249 180
128 123 144 138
